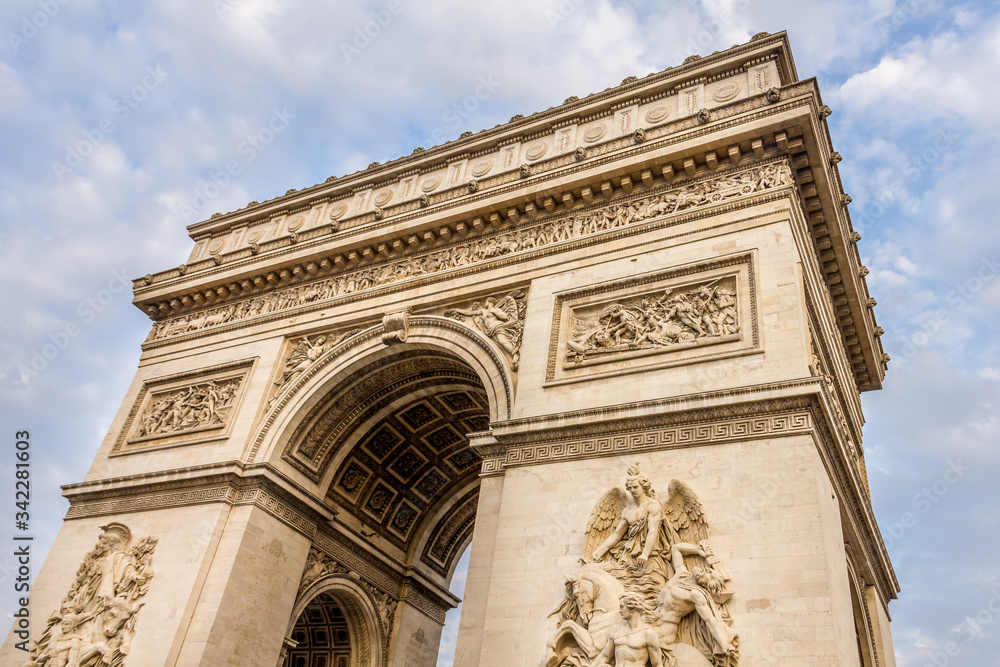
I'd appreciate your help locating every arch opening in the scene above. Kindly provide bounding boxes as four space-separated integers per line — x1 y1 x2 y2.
287 592 352 667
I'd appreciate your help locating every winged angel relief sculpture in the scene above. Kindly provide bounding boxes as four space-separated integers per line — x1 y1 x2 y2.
546 464 738 667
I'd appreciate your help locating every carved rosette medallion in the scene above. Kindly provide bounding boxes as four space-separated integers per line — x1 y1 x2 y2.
546 464 738 667
24 523 158 667
443 289 527 371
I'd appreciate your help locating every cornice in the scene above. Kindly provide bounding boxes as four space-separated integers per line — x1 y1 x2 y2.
179 32 795 240
61 462 332 539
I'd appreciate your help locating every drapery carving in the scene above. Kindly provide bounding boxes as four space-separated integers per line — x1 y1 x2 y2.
23 523 157 667
444 289 526 370
546 464 737 667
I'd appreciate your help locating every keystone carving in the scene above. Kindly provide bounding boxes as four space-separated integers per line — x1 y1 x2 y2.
381 309 412 345
23 523 157 667
546 464 737 667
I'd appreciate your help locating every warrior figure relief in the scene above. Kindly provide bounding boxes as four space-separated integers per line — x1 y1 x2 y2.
547 464 738 667
567 279 739 362
24 523 157 667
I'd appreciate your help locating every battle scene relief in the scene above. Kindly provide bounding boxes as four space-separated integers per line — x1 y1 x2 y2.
566 277 739 366
23 523 157 667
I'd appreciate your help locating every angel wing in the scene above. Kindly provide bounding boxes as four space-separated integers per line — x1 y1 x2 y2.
583 486 630 561
662 479 709 545
498 290 525 323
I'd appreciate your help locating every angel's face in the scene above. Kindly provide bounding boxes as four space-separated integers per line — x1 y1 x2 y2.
626 479 644 501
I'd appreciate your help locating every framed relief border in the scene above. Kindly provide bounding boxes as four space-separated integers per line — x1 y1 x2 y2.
545 251 760 385
111 358 257 455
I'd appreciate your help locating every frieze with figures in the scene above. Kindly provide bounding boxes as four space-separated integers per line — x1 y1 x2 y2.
566 277 739 367
145 162 793 343
130 377 242 441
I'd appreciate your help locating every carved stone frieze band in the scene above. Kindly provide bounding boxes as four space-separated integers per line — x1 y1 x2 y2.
502 411 812 471
63 474 321 539
143 162 792 344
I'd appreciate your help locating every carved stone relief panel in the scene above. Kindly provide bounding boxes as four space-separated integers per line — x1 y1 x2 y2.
113 359 254 454
545 464 737 667
547 254 759 384
442 288 527 371
270 328 363 407
24 523 158 667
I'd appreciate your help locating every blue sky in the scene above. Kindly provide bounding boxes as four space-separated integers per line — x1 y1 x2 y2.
1 1 998 665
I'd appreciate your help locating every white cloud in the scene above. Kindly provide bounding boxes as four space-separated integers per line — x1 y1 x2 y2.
2 1 999 665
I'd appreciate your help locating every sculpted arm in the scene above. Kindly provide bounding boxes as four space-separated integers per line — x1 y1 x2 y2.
646 628 663 667
638 502 664 565
669 542 707 574
591 519 628 561
590 627 616 667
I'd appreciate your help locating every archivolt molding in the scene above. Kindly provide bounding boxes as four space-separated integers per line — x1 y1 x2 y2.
291 575 384 667
296 547 399 658
248 315 515 467
419 487 479 577
845 545 881 667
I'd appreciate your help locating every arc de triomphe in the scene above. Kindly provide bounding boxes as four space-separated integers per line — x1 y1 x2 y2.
5 32 898 667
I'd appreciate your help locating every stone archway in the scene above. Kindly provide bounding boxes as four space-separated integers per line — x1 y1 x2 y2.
266 315 514 667
287 577 386 667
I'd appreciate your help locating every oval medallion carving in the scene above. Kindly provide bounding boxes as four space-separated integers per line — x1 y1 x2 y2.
373 189 394 206
525 142 548 161
583 124 609 143
712 82 741 102
328 202 349 220
286 214 306 231
644 105 671 124
421 175 442 192
471 159 494 177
